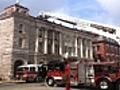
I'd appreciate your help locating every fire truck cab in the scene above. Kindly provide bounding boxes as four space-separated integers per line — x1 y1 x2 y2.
45 56 94 86
92 61 120 90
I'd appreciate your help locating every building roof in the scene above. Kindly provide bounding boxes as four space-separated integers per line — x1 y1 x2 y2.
4 4 29 11
92 35 119 46
38 11 120 42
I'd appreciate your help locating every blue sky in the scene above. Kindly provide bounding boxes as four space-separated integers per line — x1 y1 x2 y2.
0 0 120 27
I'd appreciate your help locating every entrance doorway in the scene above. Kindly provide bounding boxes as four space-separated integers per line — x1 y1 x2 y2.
14 60 24 77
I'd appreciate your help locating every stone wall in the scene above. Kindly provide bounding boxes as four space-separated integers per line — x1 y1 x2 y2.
0 17 14 80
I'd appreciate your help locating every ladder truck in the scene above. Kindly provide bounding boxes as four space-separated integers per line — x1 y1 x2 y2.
45 56 95 87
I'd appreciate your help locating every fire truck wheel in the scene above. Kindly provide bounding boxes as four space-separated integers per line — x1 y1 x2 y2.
46 77 55 86
115 80 120 90
96 78 112 90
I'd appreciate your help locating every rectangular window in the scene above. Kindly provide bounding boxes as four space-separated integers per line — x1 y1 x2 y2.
97 54 102 61
38 29 42 38
83 39 86 46
93 46 95 51
38 27 45 38
105 44 110 52
77 48 81 57
55 44 59 55
97 45 100 51
48 39 52 54
30 67 36 71
64 46 68 54
88 49 90 58
83 49 86 58
18 38 23 48
54 31 59 41
38 42 43 54
77 38 80 45
48 30 53 39
69 47 73 55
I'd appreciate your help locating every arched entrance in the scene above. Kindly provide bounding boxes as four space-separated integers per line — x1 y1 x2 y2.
14 60 24 77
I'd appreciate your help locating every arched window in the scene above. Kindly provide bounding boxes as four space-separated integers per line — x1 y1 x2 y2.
18 24 23 33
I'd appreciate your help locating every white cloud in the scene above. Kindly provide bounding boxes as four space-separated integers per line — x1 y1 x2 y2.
20 0 63 16
96 0 120 26
97 0 120 14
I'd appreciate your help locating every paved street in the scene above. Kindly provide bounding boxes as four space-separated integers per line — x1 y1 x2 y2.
0 81 96 90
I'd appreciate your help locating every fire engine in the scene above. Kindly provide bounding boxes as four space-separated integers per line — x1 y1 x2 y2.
15 64 47 82
45 56 95 87
89 61 120 90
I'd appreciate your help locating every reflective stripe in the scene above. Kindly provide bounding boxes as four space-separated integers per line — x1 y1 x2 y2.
53 76 62 80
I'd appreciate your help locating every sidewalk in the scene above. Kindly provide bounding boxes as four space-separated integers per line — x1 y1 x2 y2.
0 80 25 85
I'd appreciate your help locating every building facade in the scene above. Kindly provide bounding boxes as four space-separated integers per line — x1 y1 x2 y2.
93 35 120 62
0 4 94 80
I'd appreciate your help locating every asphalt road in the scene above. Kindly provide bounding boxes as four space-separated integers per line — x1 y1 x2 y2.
0 82 97 90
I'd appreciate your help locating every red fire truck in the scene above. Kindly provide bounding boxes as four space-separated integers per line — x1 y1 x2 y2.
45 57 120 90
16 64 47 82
90 61 120 90
45 56 95 87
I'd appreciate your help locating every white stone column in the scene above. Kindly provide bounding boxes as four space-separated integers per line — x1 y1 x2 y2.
85 40 88 58
44 30 48 54
86 47 89 58
75 37 78 56
34 28 39 64
80 38 83 58
52 32 55 54
59 33 62 55
90 41 93 60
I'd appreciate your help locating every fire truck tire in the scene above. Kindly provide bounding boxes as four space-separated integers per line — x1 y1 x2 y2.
96 78 113 90
115 80 120 90
46 77 55 86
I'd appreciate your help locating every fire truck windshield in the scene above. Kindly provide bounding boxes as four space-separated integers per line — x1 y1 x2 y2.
67 56 79 62
17 67 29 71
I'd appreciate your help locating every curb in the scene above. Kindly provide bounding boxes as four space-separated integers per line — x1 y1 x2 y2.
0 80 25 85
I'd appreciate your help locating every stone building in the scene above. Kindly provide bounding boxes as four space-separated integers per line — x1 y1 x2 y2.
0 4 95 80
